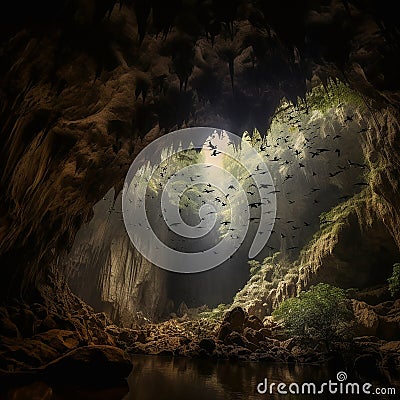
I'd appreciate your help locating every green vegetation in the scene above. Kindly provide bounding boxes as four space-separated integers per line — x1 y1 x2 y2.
388 263 400 297
274 79 365 117
272 283 353 344
198 303 229 321
246 253 292 287
298 189 373 265
199 254 298 320
304 80 364 113
231 253 299 312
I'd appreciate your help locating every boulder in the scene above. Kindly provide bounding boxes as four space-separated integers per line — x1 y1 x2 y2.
226 332 258 352
9 309 35 338
118 329 138 343
376 315 400 341
244 327 264 346
258 352 276 362
198 338 216 354
37 315 59 332
32 330 80 353
44 345 133 386
245 315 264 331
136 331 147 344
281 337 301 351
352 300 379 336
228 346 251 359
177 302 189 317
223 307 246 333
216 322 232 342
127 343 147 355
226 332 246 347
255 317 282 341
0 314 20 338
0 339 59 370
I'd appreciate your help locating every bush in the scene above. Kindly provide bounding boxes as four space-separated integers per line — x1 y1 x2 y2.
198 303 229 320
388 263 400 297
248 260 262 276
272 283 353 344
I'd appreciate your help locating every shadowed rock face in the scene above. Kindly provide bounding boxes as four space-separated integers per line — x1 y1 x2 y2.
59 188 168 326
1 3 400 385
0 1 400 307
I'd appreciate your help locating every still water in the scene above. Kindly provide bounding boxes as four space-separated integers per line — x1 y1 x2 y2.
1 356 398 399
124 355 398 400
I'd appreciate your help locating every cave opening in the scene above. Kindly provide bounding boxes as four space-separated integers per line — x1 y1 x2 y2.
57 80 399 328
2 1 400 395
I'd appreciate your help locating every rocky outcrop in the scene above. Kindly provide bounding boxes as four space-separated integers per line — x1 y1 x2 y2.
59 189 167 327
236 186 399 319
351 297 400 341
269 108 400 312
0 268 133 386
1 0 400 300
97 306 399 376
1 0 400 380
352 300 380 337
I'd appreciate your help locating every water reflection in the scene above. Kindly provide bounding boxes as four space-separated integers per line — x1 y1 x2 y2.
0 381 128 400
1 356 398 400
125 356 343 400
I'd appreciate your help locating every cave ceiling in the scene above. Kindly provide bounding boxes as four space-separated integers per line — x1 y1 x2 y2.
0 0 399 297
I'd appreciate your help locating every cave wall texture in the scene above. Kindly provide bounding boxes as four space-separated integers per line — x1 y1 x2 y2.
59 188 168 326
0 0 400 309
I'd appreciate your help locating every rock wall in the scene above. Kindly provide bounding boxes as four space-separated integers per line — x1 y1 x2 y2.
233 106 400 319
290 105 400 299
59 189 168 327
0 0 399 308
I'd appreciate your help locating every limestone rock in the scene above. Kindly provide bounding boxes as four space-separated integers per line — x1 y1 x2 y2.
0 313 20 339
32 329 80 353
216 322 232 342
0 338 59 371
198 338 216 354
9 309 35 338
380 341 400 353
352 300 379 336
376 315 400 341
245 315 264 331
223 307 246 333
177 302 189 318
59 190 168 328
243 327 264 346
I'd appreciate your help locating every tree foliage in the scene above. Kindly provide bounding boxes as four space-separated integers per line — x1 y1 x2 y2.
388 263 400 297
272 283 353 343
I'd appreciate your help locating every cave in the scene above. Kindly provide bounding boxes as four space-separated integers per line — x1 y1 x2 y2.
1 1 400 399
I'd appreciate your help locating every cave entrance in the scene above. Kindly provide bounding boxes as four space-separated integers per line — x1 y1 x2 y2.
59 81 395 326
